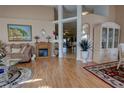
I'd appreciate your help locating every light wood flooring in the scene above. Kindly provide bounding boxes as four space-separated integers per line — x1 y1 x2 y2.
17 57 111 88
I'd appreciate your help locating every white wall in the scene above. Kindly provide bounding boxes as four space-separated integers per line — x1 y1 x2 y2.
82 13 116 62
85 5 115 20
82 14 115 41
115 6 124 43
0 18 55 44
0 6 54 21
94 6 109 17
0 6 55 44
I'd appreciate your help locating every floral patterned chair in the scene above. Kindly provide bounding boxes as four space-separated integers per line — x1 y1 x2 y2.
0 49 8 83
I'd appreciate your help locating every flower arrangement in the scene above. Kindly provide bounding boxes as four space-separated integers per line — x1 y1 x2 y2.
53 31 58 39
0 41 6 62
0 40 5 49
0 40 2 49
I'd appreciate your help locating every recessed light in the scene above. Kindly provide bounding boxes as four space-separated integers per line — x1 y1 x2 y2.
82 11 89 15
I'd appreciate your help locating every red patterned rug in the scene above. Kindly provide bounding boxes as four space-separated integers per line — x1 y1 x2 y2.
83 62 124 88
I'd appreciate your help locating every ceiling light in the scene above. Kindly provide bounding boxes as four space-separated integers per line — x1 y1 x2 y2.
82 5 94 15
82 11 90 15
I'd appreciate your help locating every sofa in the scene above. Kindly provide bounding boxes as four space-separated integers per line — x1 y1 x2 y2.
5 43 32 63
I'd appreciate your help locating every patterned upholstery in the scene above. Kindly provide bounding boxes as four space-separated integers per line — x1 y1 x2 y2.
6 43 32 63
0 64 8 83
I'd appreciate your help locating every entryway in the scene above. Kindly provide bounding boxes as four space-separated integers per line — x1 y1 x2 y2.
63 21 77 59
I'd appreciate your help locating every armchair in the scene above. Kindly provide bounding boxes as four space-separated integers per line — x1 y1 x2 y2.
0 64 8 83
5 43 32 63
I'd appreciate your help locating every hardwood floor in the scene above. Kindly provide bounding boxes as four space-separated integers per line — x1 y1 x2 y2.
17 57 111 88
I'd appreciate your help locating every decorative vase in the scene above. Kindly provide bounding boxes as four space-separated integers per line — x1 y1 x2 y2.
82 51 89 63
31 54 36 62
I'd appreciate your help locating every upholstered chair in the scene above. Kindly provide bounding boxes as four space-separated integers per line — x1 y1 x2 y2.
5 43 32 63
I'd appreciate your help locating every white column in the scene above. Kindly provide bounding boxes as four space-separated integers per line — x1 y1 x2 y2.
77 5 82 61
58 5 63 58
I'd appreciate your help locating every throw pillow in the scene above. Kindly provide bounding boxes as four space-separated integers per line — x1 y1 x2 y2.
20 46 27 54
11 48 21 53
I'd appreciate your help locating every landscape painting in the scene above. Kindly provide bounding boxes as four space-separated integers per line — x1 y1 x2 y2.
8 24 32 41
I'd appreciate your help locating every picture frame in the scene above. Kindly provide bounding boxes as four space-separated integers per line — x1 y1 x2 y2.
7 24 32 41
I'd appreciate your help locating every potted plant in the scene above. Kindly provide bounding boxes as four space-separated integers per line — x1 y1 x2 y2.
0 40 2 49
79 39 91 63
0 41 6 62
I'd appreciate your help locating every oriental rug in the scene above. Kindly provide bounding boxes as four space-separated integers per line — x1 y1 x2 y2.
83 62 124 88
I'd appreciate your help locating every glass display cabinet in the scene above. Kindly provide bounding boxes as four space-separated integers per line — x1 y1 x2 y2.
93 22 120 63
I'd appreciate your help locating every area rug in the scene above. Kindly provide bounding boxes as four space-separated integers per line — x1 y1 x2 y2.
83 62 124 88
0 67 32 88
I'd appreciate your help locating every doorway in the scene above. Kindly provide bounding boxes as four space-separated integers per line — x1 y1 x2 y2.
63 21 77 58
53 5 81 59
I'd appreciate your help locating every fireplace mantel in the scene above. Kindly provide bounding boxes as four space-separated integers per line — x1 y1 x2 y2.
36 42 51 59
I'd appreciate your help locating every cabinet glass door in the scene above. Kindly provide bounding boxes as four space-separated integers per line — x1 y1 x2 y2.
108 28 113 48
114 29 119 48
102 28 107 48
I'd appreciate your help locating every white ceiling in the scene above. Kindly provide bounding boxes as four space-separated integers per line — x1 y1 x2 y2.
54 5 110 37
54 5 109 17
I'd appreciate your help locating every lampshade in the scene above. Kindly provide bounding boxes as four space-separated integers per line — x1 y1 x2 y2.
82 11 90 15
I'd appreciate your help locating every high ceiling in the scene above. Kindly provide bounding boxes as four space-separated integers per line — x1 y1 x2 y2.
54 5 110 38
54 5 109 17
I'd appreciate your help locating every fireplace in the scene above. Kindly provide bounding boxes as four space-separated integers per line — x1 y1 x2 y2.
36 42 51 59
39 48 48 57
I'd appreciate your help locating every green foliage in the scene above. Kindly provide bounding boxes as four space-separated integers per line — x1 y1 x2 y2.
0 40 2 48
9 27 28 36
79 39 92 51
17 28 28 36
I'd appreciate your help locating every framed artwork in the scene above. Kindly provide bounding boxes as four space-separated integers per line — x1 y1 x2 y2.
8 24 32 41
